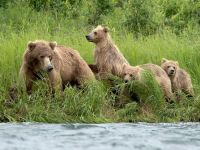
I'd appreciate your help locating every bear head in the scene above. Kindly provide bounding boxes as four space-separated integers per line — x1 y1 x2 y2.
161 58 179 77
122 64 143 83
85 25 109 43
25 40 57 72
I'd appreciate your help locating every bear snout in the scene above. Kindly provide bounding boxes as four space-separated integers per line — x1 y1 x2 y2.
168 69 175 76
124 79 129 83
47 64 53 72
170 70 175 74
85 35 91 41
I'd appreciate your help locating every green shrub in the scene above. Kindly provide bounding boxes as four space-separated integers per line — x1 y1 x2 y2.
0 0 10 8
124 0 164 36
88 0 114 25
163 0 200 34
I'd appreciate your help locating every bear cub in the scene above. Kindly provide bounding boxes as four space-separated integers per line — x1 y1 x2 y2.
86 25 129 78
123 63 173 100
161 58 194 96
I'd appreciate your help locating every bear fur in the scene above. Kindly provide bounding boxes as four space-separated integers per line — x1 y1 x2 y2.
161 58 194 96
86 25 129 78
19 40 95 94
123 63 173 100
88 64 99 74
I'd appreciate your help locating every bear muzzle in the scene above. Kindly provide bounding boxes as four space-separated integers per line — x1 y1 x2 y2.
46 64 54 72
124 79 129 83
169 70 175 76
85 35 91 41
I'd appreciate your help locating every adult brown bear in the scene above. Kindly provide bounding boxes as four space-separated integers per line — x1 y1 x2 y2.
19 40 95 94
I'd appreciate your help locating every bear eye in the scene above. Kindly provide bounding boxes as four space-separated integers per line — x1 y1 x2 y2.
94 31 97 35
40 56 45 58
167 66 170 68
124 73 127 76
130 74 133 77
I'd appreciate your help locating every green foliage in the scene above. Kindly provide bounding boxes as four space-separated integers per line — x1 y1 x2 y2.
1 81 111 123
0 0 10 8
18 0 200 35
28 0 83 18
127 71 165 113
124 0 164 36
163 0 200 34
88 0 114 24
117 102 139 122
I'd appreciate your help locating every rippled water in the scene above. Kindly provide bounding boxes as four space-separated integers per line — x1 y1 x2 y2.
0 123 200 150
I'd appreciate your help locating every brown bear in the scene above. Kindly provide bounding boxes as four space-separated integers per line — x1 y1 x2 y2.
19 40 95 94
123 63 173 100
161 58 194 96
86 25 129 79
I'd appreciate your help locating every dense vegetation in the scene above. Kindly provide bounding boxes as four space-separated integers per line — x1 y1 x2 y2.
0 0 200 123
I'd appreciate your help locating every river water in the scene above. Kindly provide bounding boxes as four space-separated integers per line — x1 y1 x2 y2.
0 122 200 150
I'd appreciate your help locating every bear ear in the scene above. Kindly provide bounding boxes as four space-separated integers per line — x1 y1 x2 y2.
103 27 109 33
49 41 57 50
28 41 36 51
135 66 141 73
122 63 128 70
161 58 168 63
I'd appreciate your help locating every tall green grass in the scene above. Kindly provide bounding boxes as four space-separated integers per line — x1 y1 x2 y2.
0 1 200 123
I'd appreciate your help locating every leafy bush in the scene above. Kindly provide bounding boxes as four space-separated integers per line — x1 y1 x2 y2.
18 0 200 35
0 0 10 8
163 0 200 34
28 0 83 17
124 0 164 36
87 0 114 25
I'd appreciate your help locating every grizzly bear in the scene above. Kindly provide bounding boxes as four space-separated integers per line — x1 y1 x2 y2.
161 58 194 96
123 63 173 100
86 25 129 78
19 40 95 94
